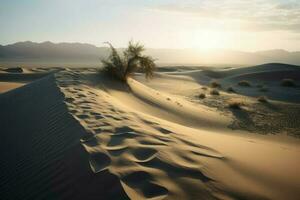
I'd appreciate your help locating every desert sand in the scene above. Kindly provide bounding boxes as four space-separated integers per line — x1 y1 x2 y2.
0 64 300 200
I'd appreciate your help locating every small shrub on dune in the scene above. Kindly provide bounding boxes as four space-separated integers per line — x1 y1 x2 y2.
210 89 220 95
257 96 268 103
227 86 235 93
199 93 206 99
238 80 251 87
280 79 296 87
201 86 207 90
228 100 244 109
210 81 221 88
101 41 156 82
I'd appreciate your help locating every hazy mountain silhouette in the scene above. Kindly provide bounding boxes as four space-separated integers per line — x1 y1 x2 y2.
0 41 108 59
0 41 300 67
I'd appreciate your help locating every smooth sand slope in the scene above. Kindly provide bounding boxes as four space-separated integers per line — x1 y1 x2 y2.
0 65 300 200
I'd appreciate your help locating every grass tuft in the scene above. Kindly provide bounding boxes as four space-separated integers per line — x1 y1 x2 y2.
280 79 296 87
257 96 268 103
210 89 220 95
228 100 244 109
199 93 206 99
227 86 235 93
238 80 251 87
210 81 221 88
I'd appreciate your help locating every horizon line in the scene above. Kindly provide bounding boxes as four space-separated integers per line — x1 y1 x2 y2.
1 40 300 53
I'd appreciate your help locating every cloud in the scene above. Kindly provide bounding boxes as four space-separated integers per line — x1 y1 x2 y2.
150 0 300 32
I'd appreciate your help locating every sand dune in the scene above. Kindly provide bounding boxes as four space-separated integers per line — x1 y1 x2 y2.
218 64 300 103
0 81 24 93
0 65 300 199
152 63 300 103
0 72 128 200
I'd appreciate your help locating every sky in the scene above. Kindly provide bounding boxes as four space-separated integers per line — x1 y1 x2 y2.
0 0 300 51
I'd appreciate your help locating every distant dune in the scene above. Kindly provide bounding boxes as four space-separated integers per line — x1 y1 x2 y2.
1 41 300 67
0 64 300 199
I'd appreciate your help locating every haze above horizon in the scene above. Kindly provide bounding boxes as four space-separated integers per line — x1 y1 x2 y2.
1 0 300 51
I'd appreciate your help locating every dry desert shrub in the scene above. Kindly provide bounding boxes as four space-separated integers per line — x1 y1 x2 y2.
227 86 235 93
210 81 221 88
101 41 156 82
280 79 296 87
199 93 206 99
257 96 268 103
210 89 220 95
238 80 251 87
228 100 244 109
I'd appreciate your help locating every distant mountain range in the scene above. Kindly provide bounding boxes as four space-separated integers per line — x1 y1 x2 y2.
0 41 300 67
